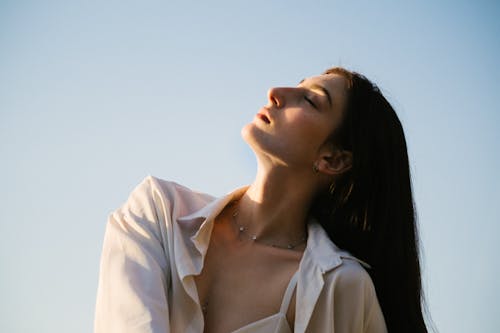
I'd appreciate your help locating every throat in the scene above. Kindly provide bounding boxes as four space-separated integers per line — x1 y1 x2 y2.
231 209 308 250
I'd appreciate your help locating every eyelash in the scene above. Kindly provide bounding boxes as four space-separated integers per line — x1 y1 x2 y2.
304 95 317 109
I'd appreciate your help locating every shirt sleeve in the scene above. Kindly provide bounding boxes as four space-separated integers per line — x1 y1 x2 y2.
332 262 388 333
94 177 171 333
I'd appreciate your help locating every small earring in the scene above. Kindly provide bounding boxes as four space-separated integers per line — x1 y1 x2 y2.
313 163 319 173
329 182 336 194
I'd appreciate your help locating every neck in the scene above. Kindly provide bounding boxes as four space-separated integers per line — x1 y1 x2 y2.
234 160 318 248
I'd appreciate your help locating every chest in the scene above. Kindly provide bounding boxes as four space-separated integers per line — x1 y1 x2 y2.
193 231 302 333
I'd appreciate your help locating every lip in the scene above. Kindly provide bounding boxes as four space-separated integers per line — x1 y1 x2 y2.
256 108 272 124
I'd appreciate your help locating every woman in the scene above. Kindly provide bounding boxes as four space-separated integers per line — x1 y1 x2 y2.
94 67 429 333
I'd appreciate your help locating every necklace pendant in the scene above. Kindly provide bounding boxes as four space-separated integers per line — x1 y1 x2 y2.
231 206 307 250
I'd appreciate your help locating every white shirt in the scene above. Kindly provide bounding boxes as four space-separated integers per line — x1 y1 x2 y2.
94 176 387 333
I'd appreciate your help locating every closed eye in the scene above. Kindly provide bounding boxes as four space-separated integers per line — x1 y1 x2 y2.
304 95 317 109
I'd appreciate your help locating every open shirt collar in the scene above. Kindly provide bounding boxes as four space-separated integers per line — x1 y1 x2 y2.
175 185 370 280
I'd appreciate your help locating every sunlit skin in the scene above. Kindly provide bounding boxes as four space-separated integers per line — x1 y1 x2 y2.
238 73 353 248
194 73 355 332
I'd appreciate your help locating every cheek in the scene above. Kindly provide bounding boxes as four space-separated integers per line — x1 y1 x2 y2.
285 113 331 147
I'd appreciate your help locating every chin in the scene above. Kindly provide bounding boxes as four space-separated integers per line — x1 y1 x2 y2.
241 122 255 144
242 124 307 169
241 123 282 161
241 122 267 148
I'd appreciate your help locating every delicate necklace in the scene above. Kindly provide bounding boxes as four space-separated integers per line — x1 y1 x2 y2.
200 206 307 316
231 210 307 250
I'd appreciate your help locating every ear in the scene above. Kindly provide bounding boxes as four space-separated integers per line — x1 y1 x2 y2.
316 148 352 176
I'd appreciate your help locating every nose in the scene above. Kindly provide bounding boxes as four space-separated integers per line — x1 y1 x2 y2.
267 87 286 108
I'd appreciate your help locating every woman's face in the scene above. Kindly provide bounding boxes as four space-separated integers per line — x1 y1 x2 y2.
242 73 348 169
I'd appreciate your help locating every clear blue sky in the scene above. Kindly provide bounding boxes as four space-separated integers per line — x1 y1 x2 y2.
1 1 499 332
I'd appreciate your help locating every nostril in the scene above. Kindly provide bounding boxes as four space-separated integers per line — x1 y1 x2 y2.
268 87 284 108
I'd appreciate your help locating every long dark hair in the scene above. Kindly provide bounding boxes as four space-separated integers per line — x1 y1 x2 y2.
309 67 429 332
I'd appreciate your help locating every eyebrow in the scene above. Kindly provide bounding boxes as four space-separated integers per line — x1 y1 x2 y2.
299 79 332 109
